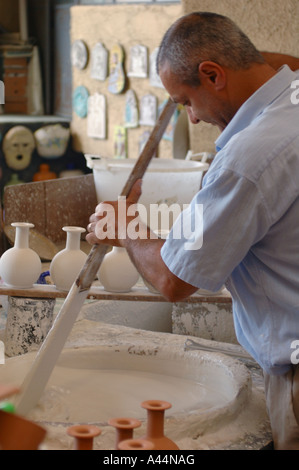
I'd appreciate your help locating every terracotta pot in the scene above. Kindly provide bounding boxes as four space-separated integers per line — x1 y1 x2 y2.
118 438 154 450
0 410 46 450
67 424 101 450
33 163 57 181
141 400 179 450
108 417 142 449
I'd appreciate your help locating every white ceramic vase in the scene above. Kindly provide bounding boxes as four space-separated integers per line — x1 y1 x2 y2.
0 222 41 288
50 226 87 291
98 246 139 293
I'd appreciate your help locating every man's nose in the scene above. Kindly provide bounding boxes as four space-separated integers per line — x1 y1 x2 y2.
186 107 200 124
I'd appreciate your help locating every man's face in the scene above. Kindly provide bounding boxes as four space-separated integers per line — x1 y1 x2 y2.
159 62 231 132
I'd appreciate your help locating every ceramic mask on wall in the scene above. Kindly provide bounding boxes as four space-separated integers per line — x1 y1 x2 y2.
3 126 35 170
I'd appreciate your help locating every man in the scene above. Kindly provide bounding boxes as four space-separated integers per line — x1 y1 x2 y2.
87 12 299 449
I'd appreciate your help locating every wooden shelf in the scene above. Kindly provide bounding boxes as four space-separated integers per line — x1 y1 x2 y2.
0 115 70 124
0 283 232 304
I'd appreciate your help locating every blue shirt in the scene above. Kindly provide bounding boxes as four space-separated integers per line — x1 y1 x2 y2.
161 65 299 375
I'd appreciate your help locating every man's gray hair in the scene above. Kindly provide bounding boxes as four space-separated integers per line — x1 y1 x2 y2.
157 12 265 86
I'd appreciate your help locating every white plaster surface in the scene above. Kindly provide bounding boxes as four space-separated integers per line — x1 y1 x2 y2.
81 298 172 333
172 299 237 344
0 312 271 450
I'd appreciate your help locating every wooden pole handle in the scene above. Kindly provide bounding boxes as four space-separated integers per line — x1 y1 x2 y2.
78 98 176 291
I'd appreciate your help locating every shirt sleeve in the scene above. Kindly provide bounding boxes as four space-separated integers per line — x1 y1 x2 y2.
161 167 271 292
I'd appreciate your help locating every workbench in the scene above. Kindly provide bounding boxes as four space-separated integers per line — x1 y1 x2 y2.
0 174 234 352
0 281 234 357
0 282 232 304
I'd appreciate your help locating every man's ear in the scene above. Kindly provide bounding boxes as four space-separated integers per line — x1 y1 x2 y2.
198 61 226 90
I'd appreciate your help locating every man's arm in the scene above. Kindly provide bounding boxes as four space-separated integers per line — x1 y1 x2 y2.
124 236 198 302
86 180 198 302
261 52 299 71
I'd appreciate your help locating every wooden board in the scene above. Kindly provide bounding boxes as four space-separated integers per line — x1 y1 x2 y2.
3 174 98 244
0 283 232 304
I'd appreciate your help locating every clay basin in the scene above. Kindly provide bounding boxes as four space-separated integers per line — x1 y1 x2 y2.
0 333 251 436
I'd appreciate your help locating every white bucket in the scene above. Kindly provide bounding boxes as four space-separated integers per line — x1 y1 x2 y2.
85 155 209 231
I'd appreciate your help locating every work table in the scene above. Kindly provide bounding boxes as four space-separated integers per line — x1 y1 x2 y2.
0 282 232 304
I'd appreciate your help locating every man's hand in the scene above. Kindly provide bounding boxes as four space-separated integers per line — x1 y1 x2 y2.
86 179 143 246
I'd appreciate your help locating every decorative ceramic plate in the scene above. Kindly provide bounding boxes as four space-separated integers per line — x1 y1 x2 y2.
71 39 88 70
72 85 89 118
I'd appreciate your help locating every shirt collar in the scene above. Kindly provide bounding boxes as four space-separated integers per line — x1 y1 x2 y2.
215 65 297 152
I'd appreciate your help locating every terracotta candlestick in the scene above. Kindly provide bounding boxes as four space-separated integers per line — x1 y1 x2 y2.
141 400 179 450
67 424 102 450
118 438 154 450
0 409 46 450
108 417 142 449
